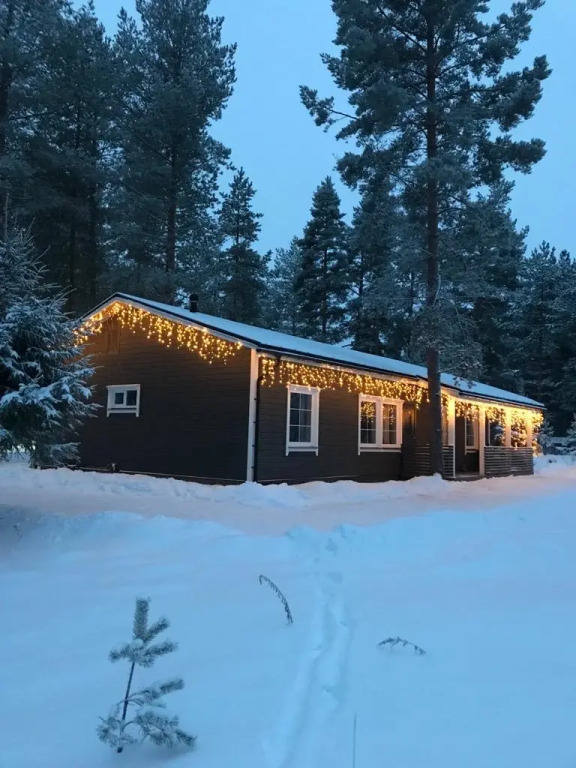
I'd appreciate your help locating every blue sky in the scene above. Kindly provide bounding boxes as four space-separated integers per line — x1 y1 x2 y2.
94 0 575 257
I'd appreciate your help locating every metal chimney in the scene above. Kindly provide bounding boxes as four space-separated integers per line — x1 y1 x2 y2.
189 293 199 313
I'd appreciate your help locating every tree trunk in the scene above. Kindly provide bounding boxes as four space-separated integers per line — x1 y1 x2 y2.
86 128 100 308
0 0 14 159
0 0 15 230
165 143 178 274
425 12 443 476
321 249 328 340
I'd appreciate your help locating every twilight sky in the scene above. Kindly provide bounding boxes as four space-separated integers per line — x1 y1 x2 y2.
94 0 575 258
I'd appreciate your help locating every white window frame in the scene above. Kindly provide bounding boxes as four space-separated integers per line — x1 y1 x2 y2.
358 395 403 453
286 384 320 455
106 384 141 417
465 413 479 451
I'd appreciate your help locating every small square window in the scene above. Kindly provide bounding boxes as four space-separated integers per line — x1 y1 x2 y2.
107 385 141 417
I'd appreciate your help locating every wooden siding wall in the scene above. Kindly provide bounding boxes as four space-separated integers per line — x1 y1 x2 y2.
401 444 455 479
255 383 402 483
78 324 251 482
484 446 533 477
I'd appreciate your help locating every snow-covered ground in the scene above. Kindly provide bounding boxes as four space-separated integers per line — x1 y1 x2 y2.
2 457 576 767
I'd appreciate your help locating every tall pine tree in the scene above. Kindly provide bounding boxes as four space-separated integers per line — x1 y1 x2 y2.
23 2 116 313
301 0 549 474
263 239 305 335
218 168 268 323
295 177 348 343
111 0 236 301
0 0 67 225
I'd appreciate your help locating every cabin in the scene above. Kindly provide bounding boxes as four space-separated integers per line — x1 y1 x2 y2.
76 293 544 484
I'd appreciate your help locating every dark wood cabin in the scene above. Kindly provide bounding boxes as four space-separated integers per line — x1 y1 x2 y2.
77 293 543 484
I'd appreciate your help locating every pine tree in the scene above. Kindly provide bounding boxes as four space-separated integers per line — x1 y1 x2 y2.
510 242 560 405
347 174 411 356
98 598 195 753
111 0 236 301
218 168 268 323
550 250 576 433
295 177 349 343
22 2 117 313
0 221 94 465
263 239 304 334
301 0 550 474
536 417 554 454
562 414 576 455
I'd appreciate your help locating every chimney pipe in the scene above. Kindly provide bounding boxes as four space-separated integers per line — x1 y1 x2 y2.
189 293 199 313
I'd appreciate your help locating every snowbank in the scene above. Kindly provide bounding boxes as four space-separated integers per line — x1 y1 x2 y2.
1 463 576 767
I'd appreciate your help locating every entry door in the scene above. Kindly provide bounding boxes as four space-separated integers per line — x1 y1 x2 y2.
455 415 480 474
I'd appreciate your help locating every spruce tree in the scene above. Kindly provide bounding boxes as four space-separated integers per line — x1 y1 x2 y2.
263 239 304 334
295 177 349 343
111 0 236 301
562 414 576 456
23 2 116 313
550 250 576 433
0 221 94 465
301 0 550 474
347 174 411 356
218 168 268 323
536 417 554 454
510 242 560 406
0 0 67 226
98 598 194 753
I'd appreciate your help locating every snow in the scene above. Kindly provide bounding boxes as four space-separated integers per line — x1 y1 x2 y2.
99 293 543 408
1 457 576 767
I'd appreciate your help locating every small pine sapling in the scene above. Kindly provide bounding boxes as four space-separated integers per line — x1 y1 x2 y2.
259 574 293 624
98 598 195 753
378 636 426 656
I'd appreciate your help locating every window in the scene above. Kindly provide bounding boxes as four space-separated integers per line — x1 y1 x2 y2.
485 419 505 447
107 384 141 416
358 396 402 451
286 385 319 453
465 414 478 449
360 400 377 444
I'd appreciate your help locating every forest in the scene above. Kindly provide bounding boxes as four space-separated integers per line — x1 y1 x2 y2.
0 0 572 434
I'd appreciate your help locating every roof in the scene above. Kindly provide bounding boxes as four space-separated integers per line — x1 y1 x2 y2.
86 292 543 410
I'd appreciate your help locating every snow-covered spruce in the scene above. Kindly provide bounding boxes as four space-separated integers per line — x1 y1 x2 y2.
0 223 94 465
97 598 195 753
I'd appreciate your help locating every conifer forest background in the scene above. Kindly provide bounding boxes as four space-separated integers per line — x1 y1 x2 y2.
1 0 573 432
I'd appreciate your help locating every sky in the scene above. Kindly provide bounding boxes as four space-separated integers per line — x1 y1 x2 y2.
93 0 576 258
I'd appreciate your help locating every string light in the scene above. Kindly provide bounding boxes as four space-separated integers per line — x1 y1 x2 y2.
77 302 243 364
77 302 545 435
260 357 429 405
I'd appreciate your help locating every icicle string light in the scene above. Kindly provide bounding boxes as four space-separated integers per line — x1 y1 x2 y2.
260 357 429 405
77 302 243 364
77 303 545 429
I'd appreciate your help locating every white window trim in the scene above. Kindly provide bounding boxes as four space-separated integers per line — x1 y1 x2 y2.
106 384 141 417
465 413 479 451
286 384 320 455
358 395 403 453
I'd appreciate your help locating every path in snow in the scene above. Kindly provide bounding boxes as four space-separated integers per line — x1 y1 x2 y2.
263 533 351 768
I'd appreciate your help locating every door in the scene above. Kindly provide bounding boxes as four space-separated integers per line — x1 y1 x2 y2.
455 414 480 474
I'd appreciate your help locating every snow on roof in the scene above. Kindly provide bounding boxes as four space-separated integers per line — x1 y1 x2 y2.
98 293 543 410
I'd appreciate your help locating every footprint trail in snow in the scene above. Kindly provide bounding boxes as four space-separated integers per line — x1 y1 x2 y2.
263 533 352 768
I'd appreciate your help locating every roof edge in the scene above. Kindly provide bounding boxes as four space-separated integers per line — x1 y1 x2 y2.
81 293 544 412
